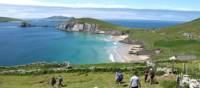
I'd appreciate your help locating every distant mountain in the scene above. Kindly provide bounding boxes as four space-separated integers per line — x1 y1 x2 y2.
0 17 22 22
46 16 75 19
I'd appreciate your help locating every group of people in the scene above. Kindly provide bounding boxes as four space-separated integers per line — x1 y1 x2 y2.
50 75 64 88
115 67 155 88
115 71 141 88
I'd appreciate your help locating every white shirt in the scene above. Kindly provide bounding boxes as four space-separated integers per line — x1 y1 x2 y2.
130 75 139 87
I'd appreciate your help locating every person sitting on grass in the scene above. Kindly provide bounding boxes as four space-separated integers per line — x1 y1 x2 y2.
115 70 123 86
129 71 141 88
58 75 64 88
50 77 56 88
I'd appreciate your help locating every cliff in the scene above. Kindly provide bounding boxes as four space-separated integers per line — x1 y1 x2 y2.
57 22 99 32
56 18 128 36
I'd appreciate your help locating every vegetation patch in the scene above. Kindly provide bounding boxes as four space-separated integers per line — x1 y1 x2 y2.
154 39 200 47
0 17 22 22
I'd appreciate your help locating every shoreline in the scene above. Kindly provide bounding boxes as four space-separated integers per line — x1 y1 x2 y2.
110 35 150 63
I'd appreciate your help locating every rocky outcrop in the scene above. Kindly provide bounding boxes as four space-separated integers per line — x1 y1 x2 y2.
57 22 99 32
57 22 124 36
120 38 145 45
105 30 123 36
20 21 32 27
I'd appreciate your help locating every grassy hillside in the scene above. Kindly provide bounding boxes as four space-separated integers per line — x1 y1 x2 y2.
0 17 22 22
127 18 200 61
0 72 175 88
0 63 178 88
159 18 200 36
71 18 130 31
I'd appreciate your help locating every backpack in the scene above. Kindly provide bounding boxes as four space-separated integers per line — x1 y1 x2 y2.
117 72 123 80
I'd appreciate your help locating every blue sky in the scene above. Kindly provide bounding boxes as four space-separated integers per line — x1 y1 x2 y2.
0 0 200 10
0 0 200 21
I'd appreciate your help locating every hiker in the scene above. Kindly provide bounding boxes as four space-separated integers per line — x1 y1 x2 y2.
115 70 123 85
144 67 149 82
129 71 141 88
50 77 56 88
149 68 155 84
58 75 64 88
176 75 181 85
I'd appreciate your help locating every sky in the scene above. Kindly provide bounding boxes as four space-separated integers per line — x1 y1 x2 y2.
0 0 200 10
0 0 200 21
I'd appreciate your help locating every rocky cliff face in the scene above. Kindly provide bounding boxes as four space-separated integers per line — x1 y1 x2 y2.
57 22 99 32
57 21 124 36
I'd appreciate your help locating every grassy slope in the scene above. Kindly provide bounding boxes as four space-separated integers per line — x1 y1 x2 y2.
127 18 200 60
0 72 174 88
0 17 22 22
71 18 131 31
0 63 176 88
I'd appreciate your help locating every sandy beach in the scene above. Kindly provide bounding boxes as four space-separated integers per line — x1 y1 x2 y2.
111 35 150 62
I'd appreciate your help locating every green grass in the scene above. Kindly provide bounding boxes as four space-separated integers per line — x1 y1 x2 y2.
126 18 200 60
154 39 200 47
0 17 22 22
0 72 175 88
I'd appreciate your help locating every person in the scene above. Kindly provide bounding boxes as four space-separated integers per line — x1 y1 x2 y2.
58 75 64 88
149 68 155 84
176 74 181 85
144 67 149 82
50 77 56 88
115 70 123 85
129 71 141 88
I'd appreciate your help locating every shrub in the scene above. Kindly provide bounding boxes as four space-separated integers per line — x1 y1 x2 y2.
161 80 179 88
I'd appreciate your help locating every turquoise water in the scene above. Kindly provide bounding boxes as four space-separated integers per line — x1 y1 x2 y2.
0 21 117 66
0 19 182 66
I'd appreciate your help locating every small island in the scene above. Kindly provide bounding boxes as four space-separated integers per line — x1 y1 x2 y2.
19 21 32 27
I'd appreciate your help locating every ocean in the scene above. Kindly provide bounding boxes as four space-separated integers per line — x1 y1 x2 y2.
105 19 184 29
0 19 182 66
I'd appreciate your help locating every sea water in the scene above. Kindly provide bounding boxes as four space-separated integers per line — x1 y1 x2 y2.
0 21 119 66
0 19 182 66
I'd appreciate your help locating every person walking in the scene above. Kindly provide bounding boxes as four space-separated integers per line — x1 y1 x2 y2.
129 71 141 88
144 67 149 82
149 68 155 84
58 75 64 88
50 77 56 88
115 70 123 86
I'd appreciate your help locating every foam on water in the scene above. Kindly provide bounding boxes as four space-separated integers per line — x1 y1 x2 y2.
107 41 125 62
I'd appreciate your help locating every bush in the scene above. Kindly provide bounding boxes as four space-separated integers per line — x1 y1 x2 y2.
156 71 165 76
161 80 179 88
